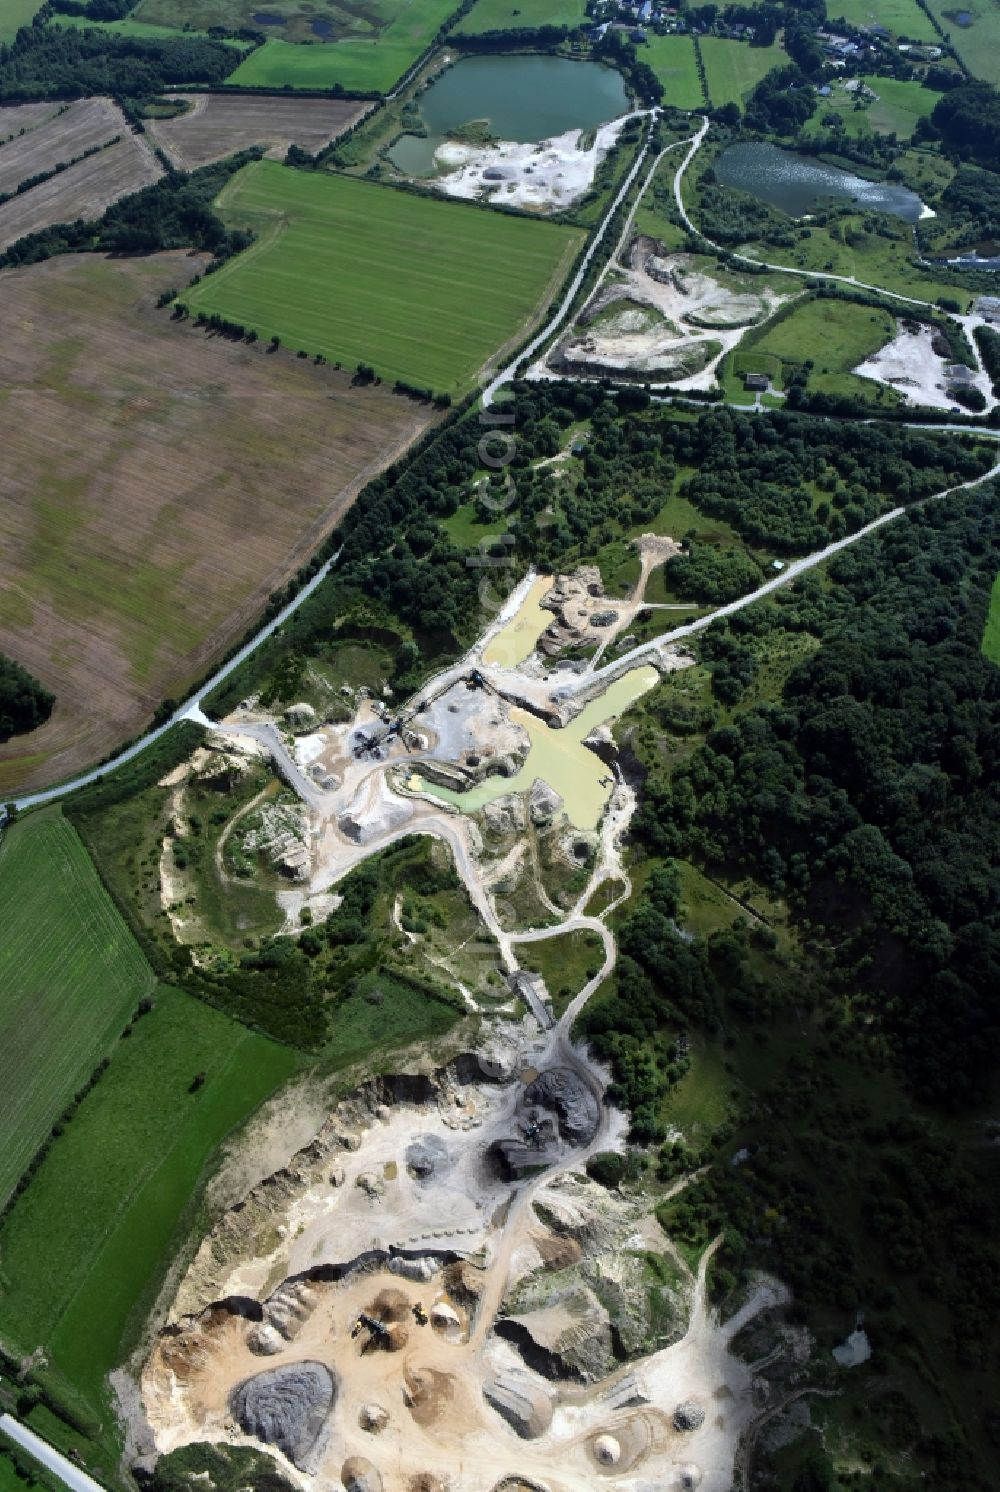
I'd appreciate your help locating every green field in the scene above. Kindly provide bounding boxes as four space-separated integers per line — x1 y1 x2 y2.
48 12 251 45
185 161 583 394
742 296 898 402
700 36 785 105
0 809 155 1209
226 0 458 93
642 34 705 109
826 0 937 37
517 928 606 1016
0 983 297 1413
455 0 587 30
324 969 461 1071
921 0 1000 83
0 0 41 40
983 572 1000 665
806 76 943 139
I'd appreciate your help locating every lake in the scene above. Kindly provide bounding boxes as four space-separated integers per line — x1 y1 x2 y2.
389 55 629 177
714 142 927 223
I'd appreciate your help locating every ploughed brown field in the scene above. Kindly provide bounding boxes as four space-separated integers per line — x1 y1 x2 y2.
0 103 163 249
0 101 66 141
146 93 369 171
0 251 438 794
0 97 129 198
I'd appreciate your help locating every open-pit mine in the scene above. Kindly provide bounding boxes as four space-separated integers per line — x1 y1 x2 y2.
132 568 806 1492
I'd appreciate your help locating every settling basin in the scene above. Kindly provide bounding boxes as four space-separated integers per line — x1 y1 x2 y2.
416 665 660 830
482 575 554 670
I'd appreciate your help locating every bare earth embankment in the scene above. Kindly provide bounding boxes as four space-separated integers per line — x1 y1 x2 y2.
0 251 439 794
147 94 369 170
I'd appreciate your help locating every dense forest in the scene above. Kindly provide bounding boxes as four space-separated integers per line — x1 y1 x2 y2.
0 655 54 740
582 486 999 1490
493 391 993 567
628 484 999 1106
0 20 238 101
0 149 259 267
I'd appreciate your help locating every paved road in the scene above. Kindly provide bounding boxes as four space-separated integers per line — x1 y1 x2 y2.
8 116 995 821
0 1414 105 1492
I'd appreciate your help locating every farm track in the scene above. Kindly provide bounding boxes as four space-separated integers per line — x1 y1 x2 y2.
7 111 998 806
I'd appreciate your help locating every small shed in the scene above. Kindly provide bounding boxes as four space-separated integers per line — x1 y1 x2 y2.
744 371 770 391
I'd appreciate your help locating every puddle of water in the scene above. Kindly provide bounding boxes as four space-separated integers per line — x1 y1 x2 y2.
311 16 333 34
832 1328 871 1367
418 665 659 830
253 10 285 23
482 575 554 669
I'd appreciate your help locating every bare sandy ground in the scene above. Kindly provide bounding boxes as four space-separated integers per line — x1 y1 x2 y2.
434 116 633 214
546 247 794 392
854 321 993 412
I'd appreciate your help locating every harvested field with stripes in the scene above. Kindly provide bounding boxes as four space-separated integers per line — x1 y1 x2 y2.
0 96 125 197
146 92 369 170
0 808 155 1210
0 119 163 250
0 250 439 794
0 100 65 142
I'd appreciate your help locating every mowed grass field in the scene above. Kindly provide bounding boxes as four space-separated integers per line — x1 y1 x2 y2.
455 0 588 33
700 37 786 105
983 573 1000 665
0 982 297 1415
923 0 1000 84
49 11 251 45
0 250 437 795
745 296 898 402
805 76 943 139
225 0 459 91
0 0 42 40
186 161 584 393
827 0 937 37
642 34 705 109
0 808 155 1210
